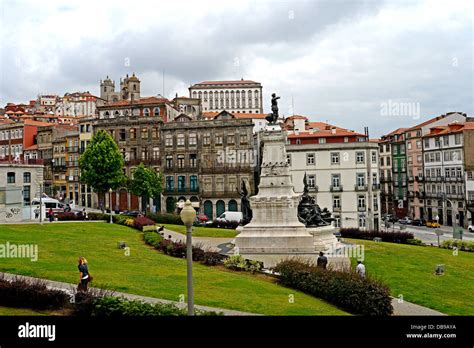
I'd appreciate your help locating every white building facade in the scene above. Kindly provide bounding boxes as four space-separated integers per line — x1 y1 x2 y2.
287 142 381 230
189 80 263 114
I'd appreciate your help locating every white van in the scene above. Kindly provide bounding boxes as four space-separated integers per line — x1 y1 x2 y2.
31 198 64 217
216 211 243 223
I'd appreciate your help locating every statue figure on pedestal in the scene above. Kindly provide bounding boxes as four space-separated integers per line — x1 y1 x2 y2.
237 180 253 225
265 93 280 125
297 173 334 227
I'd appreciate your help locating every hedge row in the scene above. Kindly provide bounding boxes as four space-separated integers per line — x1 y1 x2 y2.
440 239 474 252
142 232 225 266
0 276 71 310
339 228 414 244
273 259 393 316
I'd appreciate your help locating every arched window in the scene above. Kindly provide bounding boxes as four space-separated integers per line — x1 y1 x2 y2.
192 91 197 98
144 108 150 117
204 91 208 101
114 110 120 117
104 111 110 118
198 91 202 100
133 84 137 91
154 107 160 116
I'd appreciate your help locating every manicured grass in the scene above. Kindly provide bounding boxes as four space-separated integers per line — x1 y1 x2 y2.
0 222 347 315
346 238 474 315
161 224 238 238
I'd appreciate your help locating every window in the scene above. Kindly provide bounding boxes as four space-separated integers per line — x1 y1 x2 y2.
373 194 378 211
177 134 185 147
318 138 326 144
203 133 211 146
287 154 292 166
23 185 31 206
334 216 341 228
178 176 185 192
358 215 366 228
454 133 461 145
331 174 341 188
177 155 185 168
190 154 197 168
356 173 366 187
141 128 148 140
380 157 384 166
119 129 126 141
240 133 248 144
306 153 315 165
356 152 365 164
358 195 366 209
23 172 31 183
165 135 173 147
166 176 174 192
416 140 422 149
190 175 198 192
443 135 449 146
215 134 223 146
227 134 235 145
424 138 430 148
333 196 341 209
189 133 197 146
371 151 377 164
7 172 15 184
130 128 136 140
152 128 159 139
144 108 150 117
166 155 173 169
307 174 316 188
331 152 340 165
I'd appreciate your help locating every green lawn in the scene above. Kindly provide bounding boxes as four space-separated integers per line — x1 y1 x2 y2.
346 238 474 315
0 222 347 316
161 224 238 238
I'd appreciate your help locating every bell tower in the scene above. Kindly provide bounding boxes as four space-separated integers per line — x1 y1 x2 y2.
100 76 115 101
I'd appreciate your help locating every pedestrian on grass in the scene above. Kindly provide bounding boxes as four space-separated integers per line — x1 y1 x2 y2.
317 251 328 269
77 257 92 291
356 260 366 278
48 208 54 222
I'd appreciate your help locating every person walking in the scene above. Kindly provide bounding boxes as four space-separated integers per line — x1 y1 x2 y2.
48 208 54 222
356 260 366 278
77 257 92 291
317 251 328 269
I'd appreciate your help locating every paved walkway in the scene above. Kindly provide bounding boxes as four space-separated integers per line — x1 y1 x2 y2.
0 272 258 316
390 297 445 316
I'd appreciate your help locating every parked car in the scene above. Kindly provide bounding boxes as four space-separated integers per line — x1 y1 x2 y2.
196 214 209 223
468 225 473 232
411 219 426 226
426 220 441 228
383 214 397 223
398 217 413 225
216 211 243 224
120 210 141 217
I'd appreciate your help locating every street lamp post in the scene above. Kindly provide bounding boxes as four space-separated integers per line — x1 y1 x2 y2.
180 200 196 316
435 215 441 247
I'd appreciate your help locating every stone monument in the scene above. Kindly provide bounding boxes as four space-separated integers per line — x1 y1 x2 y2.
234 94 341 267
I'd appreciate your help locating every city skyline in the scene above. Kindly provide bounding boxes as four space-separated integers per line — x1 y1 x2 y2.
0 0 472 137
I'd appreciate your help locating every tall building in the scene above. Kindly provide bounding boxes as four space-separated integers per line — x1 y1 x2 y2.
189 79 263 114
422 122 473 227
284 117 380 230
100 73 141 103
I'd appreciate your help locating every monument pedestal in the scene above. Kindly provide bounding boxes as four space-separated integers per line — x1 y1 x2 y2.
234 127 343 268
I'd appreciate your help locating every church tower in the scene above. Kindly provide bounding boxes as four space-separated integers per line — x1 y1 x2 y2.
119 73 141 101
100 76 115 101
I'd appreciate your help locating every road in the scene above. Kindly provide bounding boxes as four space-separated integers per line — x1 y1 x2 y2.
383 223 474 246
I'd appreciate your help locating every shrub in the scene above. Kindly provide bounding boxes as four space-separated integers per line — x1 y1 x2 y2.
113 214 129 225
56 211 82 221
224 255 247 271
133 216 155 231
273 259 393 316
73 287 114 317
406 238 425 246
440 239 474 252
247 260 263 274
339 228 414 244
124 218 135 227
87 212 109 221
143 232 164 248
146 212 183 225
192 245 205 261
201 251 225 266
0 276 71 310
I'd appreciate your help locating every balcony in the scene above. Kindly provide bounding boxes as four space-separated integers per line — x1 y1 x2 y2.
408 176 414 182
67 146 78 153
67 175 79 182
52 164 67 171
357 206 367 212
165 188 200 195
0 158 44 165
67 161 79 167
125 159 161 166
201 165 252 174
415 175 424 182
416 191 426 198
372 183 381 190
446 176 463 182
308 185 319 192
200 190 240 198
330 185 343 192
354 184 368 191
332 206 341 212
164 165 199 174
446 193 465 200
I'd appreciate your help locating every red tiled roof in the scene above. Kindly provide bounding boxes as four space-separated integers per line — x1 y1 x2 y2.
286 115 308 120
423 122 473 136
288 129 365 138
24 119 53 127
104 96 169 107
24 144 38 151
385 127 409 136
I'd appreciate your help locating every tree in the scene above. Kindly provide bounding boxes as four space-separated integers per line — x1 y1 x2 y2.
79 130 126 203
128 163 163 212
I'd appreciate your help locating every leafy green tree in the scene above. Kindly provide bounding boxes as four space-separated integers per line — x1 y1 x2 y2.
79 130 126 201
128 163 163 212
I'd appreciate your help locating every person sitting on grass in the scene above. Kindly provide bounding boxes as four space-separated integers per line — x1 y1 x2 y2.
78 257 92 291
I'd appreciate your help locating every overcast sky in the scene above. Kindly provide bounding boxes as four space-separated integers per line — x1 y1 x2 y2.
0 0 472 136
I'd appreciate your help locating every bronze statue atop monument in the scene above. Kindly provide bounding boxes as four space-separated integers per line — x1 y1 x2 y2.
265 93 280 125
